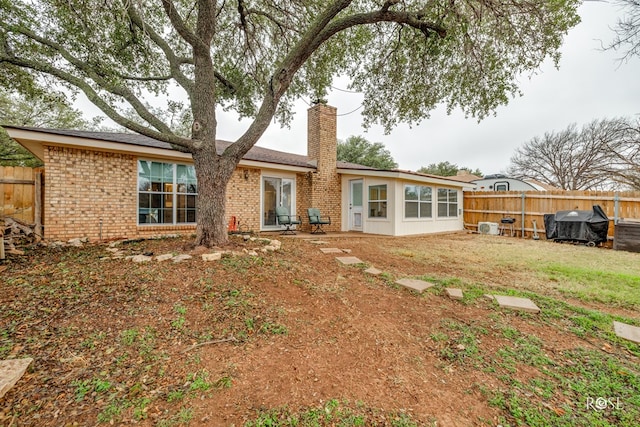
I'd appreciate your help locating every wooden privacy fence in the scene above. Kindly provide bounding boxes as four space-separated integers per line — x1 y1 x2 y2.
0 166 44 227
463 190 640 240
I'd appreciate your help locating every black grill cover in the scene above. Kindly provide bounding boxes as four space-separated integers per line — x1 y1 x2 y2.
544 205 609 243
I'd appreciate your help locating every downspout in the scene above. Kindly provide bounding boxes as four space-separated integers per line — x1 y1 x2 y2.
614 192 620 225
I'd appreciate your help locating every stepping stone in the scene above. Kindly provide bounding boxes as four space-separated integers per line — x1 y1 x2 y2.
172 254 193 263
320 248 344 254
445 288 464 300
336 256 364 265
155 253 174 262
0 358 33 399
364 267 382 276
491 295 540 314
309 240 329 245
613 321 640 344
202 252 222 262
130 254 153 263
395 278 435 293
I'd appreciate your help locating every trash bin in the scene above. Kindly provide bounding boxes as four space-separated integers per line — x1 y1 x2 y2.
614 219 640 253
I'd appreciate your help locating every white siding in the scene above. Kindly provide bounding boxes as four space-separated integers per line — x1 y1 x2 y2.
341 176 464 236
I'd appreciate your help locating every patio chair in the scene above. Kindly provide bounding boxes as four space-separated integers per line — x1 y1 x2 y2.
275 206 301 235
307 208 331 234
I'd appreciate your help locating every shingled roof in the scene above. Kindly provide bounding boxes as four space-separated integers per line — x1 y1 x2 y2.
4 126 371 170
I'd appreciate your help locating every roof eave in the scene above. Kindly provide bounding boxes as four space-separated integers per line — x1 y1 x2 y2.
337 168 473 189
4 127 315 172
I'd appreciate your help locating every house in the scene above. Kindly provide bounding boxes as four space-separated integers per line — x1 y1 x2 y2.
3 104 471 241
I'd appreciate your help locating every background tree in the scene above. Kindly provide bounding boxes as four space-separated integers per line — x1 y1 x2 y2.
610 0 640 60
0 0 580 246
417 161 482 177
337 135 397 169
0 89 94 166
507 118 640 190
606 117 640 189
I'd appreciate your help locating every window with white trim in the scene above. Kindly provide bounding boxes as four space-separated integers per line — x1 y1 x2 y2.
138 160 197 224
368 184 387 218
437 188 458 218
404 185 432 218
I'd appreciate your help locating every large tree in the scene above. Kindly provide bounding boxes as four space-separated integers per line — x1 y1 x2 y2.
337 135 397 169
508 118 640 190
0 0 580 246
0 88 93 166
610 0 640 60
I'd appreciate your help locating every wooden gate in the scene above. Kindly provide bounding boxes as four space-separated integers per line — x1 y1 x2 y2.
0 166 44 227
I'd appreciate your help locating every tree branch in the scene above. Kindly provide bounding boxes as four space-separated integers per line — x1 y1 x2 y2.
161 0 203 50
9 26 176 138
126 4 195 97
225 2 447 163
0 49 193 150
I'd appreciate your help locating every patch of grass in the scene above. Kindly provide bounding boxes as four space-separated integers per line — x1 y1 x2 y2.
171 304 187 330
0 326 14 359
120 328 139 346
81 331 106 349
221 255 264 273
244 400 421 427
188 370 213 393
429 331 448 342
540 264 640 307
97 398 131 423
167 389 185 402
259 321 288 335
132 397 151 421
156 407 194 427
214 375 233 389
486 315 640 427
71 379 91 401
437 319 485 366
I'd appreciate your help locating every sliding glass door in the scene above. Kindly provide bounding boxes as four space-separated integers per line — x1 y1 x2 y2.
262 176 294 229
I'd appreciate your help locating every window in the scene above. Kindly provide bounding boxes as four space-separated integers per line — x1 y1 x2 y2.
404 185 432 218
138 160 197 224
368 184 387 218
437 188 458 218
494 181 509 191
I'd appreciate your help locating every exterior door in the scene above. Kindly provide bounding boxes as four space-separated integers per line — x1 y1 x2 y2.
262 176 294 230
349 179 363 231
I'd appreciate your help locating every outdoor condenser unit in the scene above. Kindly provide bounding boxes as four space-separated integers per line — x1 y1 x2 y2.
478 222 499 235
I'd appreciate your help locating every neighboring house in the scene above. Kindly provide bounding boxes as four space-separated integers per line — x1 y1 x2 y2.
444 171 482 184
3 104 471 241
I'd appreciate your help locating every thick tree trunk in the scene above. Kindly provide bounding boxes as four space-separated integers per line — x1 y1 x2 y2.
192 142 235 247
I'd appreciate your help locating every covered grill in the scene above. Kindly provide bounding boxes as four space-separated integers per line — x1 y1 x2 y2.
543 205 609 246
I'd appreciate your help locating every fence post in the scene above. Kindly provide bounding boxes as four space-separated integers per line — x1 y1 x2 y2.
614 192 619 225
521 192 526 238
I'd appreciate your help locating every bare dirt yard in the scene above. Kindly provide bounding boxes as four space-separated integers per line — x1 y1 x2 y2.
1 232 639 426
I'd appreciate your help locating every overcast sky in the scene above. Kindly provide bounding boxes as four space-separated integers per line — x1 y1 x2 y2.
213 1 640 176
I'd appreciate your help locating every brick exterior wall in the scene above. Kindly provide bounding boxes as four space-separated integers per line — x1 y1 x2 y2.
40 104 342 240
44 146 138 241
42 146 263 241
226 167 261 233
303 103 341 231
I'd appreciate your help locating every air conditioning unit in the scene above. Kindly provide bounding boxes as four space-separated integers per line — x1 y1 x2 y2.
478 222 499 235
